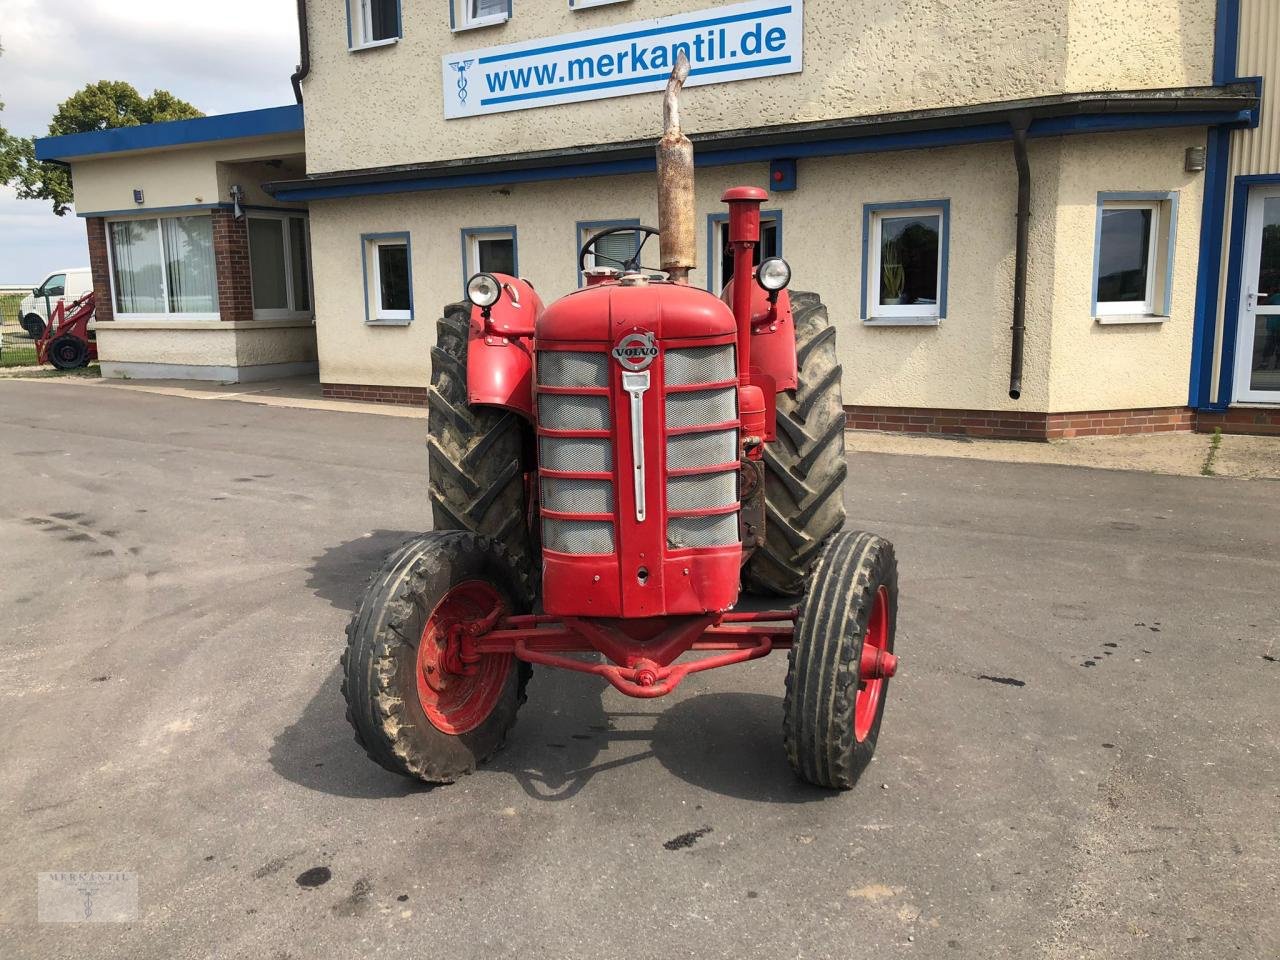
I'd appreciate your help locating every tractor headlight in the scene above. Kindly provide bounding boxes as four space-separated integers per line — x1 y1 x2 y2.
756 257 791 292
467 273 502 309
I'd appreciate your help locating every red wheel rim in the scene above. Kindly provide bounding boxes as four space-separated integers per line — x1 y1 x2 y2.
415 580 511 735
854 585 890 743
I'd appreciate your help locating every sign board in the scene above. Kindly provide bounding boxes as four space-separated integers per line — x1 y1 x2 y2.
442 0 803 119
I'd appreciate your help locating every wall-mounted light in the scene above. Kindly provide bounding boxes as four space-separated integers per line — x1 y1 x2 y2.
132 188 144 204
229 184 245 219
1185 146 1207 173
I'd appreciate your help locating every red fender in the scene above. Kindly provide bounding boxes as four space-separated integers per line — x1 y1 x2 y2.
466 274 542 420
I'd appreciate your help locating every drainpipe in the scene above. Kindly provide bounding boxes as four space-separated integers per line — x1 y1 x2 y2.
1009 113 1031 400
290 0 310 104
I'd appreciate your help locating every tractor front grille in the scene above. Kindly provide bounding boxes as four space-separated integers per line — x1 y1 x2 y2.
663 345 739 550
537 351 615 555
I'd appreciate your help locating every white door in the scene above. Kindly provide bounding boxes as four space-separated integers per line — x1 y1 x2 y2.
1234 187 1280 402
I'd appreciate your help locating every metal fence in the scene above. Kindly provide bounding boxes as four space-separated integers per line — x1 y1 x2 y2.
0 291 40 368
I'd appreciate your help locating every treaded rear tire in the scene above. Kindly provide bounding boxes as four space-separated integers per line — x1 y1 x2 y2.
784 530 898 790
340 531 533 784
743 290 848 596
48 335 89 370
22 314 45 340
427 303 535 574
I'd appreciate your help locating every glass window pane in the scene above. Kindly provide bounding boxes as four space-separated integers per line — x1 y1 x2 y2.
289 218 311 311
1097 207 1153 303
163 216 217 313
1247 315 1280 392
110 219 164 314
591 229 639 269
370 0 398 40
43 274 66 297
472 0 507 20
248 218 289 311
720 219 778 285
378 243 410 312
476 236 515 276
1254 198 1280 301
879 214 939 307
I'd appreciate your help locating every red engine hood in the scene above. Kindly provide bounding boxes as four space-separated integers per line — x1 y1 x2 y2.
538 281 737 343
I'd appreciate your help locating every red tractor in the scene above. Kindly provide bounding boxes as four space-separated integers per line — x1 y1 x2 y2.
36 291 98 370
343 59 899 790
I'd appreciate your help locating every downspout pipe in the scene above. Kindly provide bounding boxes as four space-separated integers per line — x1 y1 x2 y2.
290 0 310 105
1009 113 1031 400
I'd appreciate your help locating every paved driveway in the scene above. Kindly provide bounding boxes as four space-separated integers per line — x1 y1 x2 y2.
1 379 1276 959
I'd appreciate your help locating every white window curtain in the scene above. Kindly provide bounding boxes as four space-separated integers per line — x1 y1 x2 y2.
163 216 217 313
110 219 164 314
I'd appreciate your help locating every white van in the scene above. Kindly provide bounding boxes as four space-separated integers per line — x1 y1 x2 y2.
19 268 92 339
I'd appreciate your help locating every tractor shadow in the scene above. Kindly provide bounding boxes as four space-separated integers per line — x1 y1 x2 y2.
276 532 827 803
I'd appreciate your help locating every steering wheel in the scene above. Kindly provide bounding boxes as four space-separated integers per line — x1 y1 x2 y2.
578 224 663 274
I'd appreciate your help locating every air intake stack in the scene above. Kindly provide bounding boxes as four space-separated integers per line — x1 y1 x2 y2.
657 53 695 284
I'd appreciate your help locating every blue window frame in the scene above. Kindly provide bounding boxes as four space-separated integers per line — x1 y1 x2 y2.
361 232 414 325
706 208 783 293
347 0 403 50
1092 192 1179 322
449 0 512 32
575 218 642 286
460 226 519 291
861 200 950 325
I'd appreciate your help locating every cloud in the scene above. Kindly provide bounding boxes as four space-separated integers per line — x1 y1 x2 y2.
0 0 299 278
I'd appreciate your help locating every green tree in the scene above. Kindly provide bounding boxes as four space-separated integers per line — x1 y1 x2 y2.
0 44 14 183
2 80 202 216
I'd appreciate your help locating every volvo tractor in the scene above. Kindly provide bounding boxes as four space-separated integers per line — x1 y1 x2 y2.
342 58 900 790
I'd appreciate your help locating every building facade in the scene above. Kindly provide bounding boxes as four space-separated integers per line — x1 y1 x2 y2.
34 0 1280 436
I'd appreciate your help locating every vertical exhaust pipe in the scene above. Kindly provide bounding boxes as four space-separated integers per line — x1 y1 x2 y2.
657 53 695 284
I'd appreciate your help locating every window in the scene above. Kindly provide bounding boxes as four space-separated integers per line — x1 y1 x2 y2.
362 232 413 323
576 219 642 285
461 227 517 288
247 213 312 318
109 215 218 317
40 274 66 298
452 0 511 31
569 0 630 8
1093 193 1178 321
708 211 781 292
349 0 401 48
861 201 949 325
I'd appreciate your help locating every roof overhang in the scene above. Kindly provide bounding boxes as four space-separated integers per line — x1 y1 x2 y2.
265 83 1260 202
34 104 304 163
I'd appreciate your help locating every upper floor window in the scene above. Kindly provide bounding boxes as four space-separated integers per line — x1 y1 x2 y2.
1093 193 1178 322
350 0 401 49
861 200 950 326
452 0 511 32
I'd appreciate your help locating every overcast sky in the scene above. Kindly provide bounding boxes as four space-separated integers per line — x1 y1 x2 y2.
0 0 301 281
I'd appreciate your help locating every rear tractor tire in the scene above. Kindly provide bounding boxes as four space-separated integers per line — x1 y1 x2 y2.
341 531 533 784
427 302 536 575
784 530 898 790
47 335 89 370
743 290 848 597
22 314 46 340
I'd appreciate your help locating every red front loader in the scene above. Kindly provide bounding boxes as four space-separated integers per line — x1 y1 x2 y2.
342 58 899 790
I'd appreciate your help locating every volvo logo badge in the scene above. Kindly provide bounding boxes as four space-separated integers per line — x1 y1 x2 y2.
612 331 658 371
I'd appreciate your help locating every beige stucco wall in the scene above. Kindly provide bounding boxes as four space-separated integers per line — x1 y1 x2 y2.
302 0 1215 175
96 319 317 368
1046 130 1206 411
307 129 1203 412
71 134 306 215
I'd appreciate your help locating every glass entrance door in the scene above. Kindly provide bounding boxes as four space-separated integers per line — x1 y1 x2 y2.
1234 188 1280 401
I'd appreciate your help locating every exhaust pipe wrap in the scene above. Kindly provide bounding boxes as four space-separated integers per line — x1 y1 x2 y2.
657 53 695 284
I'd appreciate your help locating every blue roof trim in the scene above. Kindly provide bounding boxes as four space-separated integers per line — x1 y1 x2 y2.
272 109 1253 203
34 104 304 162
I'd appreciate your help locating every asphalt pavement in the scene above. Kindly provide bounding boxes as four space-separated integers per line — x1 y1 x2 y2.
1 379 1276 959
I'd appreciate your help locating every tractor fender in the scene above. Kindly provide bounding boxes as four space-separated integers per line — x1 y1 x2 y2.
466 275 542 421
719 280 798 393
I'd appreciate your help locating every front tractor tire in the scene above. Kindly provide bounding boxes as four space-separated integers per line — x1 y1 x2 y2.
744 291 848 597
785 531 898 790
341 531 532 784
427 303 536 574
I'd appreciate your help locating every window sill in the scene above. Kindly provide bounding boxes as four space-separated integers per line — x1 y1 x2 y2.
572 0 632 9
862 316 941 327
349 37 400 52
1094 314 1167 325
452 15 509 32
367 317 413 326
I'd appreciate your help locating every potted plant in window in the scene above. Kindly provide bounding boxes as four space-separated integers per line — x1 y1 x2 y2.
881 241 906 306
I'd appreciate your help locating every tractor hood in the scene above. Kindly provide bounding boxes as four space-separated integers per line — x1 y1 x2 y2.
537 281 737 344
